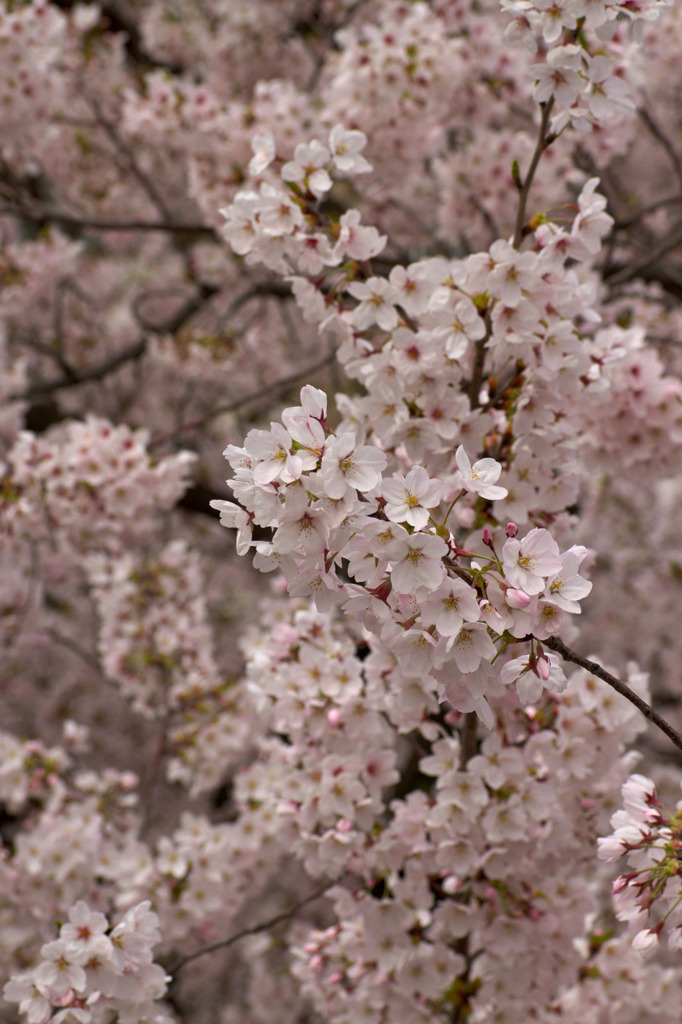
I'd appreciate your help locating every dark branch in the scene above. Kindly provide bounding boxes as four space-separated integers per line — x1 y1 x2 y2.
12 285 219 402
604 220 682 287
638 105 682 192
150 350 338 447
0 205 217 239
13 338 146 401
544 636 682 755
167 884 333 976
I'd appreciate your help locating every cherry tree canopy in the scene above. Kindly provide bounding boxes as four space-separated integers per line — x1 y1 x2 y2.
2 2 682 1023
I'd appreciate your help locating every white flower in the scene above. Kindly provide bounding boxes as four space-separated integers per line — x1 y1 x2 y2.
531 44 585 107
210 500 252 555
281 139 332 197
334 210 386 261
248 129 275 175
219 191 260 255
3 974 52 1024
244 422 301 485
447 622 496 673
502 528 562 595
36 940 86 997
329 125 372 174
388 531 448 592
487 240 539 307
571 177 613 255
423 296 486 358
500 652 566 704
60 901 112 966
320 433 387 499
273 487 329 555
419 577 481 636
382 466 443 529
347 277 400 332
257 184 304 236
545 550 592 612
455 446 508 501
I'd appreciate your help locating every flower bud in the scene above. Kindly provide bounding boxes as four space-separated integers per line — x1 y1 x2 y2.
536 654 551 680
506 588 531 609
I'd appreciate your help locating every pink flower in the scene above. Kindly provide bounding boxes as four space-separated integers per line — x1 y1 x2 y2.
419 577 481 636
347 277 400 332
388 531 448 592
320 434 387 499
455 446 508 501
329 125 372 174
281 139 332 197
447 623 496 673
382 466 443 529
502 528 562 595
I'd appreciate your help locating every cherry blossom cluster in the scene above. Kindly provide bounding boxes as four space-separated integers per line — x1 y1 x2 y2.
5 416 194 551
502 0 672 132
0 0 66 167
2 0 682 1021
599 773 682 958
86 540 222 716
231 586 658 1022
87 538 260 792
214 383 595 725
3 900 170 1024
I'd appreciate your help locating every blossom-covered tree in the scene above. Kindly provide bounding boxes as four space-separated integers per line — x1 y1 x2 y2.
3 1 682 1022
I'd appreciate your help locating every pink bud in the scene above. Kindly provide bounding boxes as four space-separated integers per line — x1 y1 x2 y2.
506 522 518 538
506 588 531 609
482 528 494 547
536 654 551 680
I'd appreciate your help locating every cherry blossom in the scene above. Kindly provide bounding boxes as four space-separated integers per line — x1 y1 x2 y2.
454 446 509 501
2 1 682 1022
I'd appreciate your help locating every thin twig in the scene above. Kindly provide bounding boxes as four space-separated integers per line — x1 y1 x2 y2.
459 712 479 769
605 218 682 287
513 98 555 248
638 105 682 192
150 350 338 447
544 636 682 755
612 195 682 231
11 338 146 400
0 205 217 238
167 883 334 976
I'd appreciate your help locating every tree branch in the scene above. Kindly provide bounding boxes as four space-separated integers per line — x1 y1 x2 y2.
605 219 682 287
544 636 682 755
12 338 147 401
167 883 333 976
0 204 217 238
638 104 682 193
150 350 338 448
11 284 219 402
513 98 554 249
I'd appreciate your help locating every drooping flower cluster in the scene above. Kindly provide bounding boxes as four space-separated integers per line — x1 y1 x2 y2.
599 774 682 958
